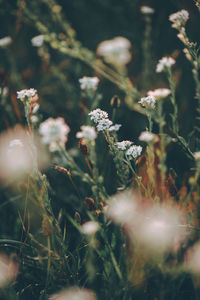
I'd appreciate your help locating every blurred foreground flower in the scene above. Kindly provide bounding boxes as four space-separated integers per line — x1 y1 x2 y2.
0 128 48 181
49 287 96 300
81 221 99 235
147 88 171 99
107 190 137 225
39 117 70 152
0 254 18 287
132 205 185 254
0 36 12 47
76 126 97 140
97 36 131 66
79 76 99 90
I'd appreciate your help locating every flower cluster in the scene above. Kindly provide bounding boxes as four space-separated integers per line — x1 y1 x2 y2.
88 109 108 123
0 36 12 47
31 35 44 47
76 125 97 140
140 6 155 15
147 88 171 99
138 131 155 143
126 145 142 159
79 76 100 90
169 10 189 30
115 140 133 150
156 56 175 73
115 141 142 159
97 36 132 66
138 95 156 109
17 88 37 101
39 117 70 152
89 108 121 132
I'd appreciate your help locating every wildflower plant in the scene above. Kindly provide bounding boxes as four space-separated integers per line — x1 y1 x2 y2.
1 1 200 300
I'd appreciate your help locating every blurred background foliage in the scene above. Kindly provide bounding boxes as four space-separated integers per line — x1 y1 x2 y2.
0 0 200 299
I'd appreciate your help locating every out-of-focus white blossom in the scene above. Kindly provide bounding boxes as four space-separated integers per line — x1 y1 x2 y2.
76 126 97 140
39 117 70 152
31 35 44 47
49 287 97 300
0 131 33 180
156 57 175 73
169 10 189 30
194 152 200 160
126 145 142 159
96 119 113 131
138 131 155 142
107 190 137 225
0 36 12 47
17 88 37 100
97 36 132 66
147 88 171 99
88 109 108 124
81 221 99 235
138 95 156 109
0 254 18 287
79 76 99 90
140 6 155 14
108 124 122 132
133 205 185 253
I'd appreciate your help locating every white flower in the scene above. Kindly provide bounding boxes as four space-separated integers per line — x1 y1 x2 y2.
156 56 175 73
76 126 97 140
133 205 186 253
0 36 12 47
17 88 37 100
194 152 200 160
140 6 155 14
31 35 44 47
147 88 171 99
39 117 70 152
138 95 156 109
108 124 122 132
97 36 132 66
138 131 155 142
126 145 142 159
96 119 113 131
169 10 189 30
115 140 133 150
49 287 97 300
107 190 137 225
81 221 99 235
79 76 99 90
88 109 108 123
